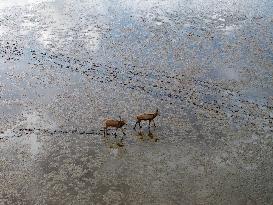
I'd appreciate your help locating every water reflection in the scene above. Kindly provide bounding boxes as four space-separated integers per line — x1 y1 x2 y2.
1 0 273 203
102 133 126 158
137 130 159 142
104 136 124 147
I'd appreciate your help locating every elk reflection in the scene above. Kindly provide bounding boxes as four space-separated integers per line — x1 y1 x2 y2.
102 133 126 158
103 132 124 147
137 130 159 142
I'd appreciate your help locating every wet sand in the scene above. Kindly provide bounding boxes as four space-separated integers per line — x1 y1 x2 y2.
0 0 273 204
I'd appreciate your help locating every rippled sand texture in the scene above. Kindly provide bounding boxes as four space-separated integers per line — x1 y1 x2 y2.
0 0 273 204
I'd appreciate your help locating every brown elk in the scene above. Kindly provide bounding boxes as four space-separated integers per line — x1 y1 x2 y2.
104 116 126 136
134 109 159 129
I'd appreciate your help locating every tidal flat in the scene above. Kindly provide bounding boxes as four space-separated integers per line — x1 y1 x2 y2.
0 0 273 204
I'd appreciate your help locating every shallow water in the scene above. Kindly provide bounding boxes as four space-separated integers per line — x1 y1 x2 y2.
0 0 273 204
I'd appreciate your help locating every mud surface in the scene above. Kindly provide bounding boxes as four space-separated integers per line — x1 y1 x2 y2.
0 0 273 204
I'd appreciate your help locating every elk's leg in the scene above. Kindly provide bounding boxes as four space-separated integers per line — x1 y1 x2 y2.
153 120 156 127
104 127 109 135
133 121 138 130
121 128 126 135
114 128 118 138
148 120 151 129
134 121 141 129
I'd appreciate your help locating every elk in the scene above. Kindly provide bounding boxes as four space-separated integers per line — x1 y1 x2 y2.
134 109 159 129
104 116 126 136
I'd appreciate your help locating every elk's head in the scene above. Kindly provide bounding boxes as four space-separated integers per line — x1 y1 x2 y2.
156 108 160 116
119 116 127 127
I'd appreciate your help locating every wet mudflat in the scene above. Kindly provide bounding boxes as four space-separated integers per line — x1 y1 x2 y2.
0 0 273 204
